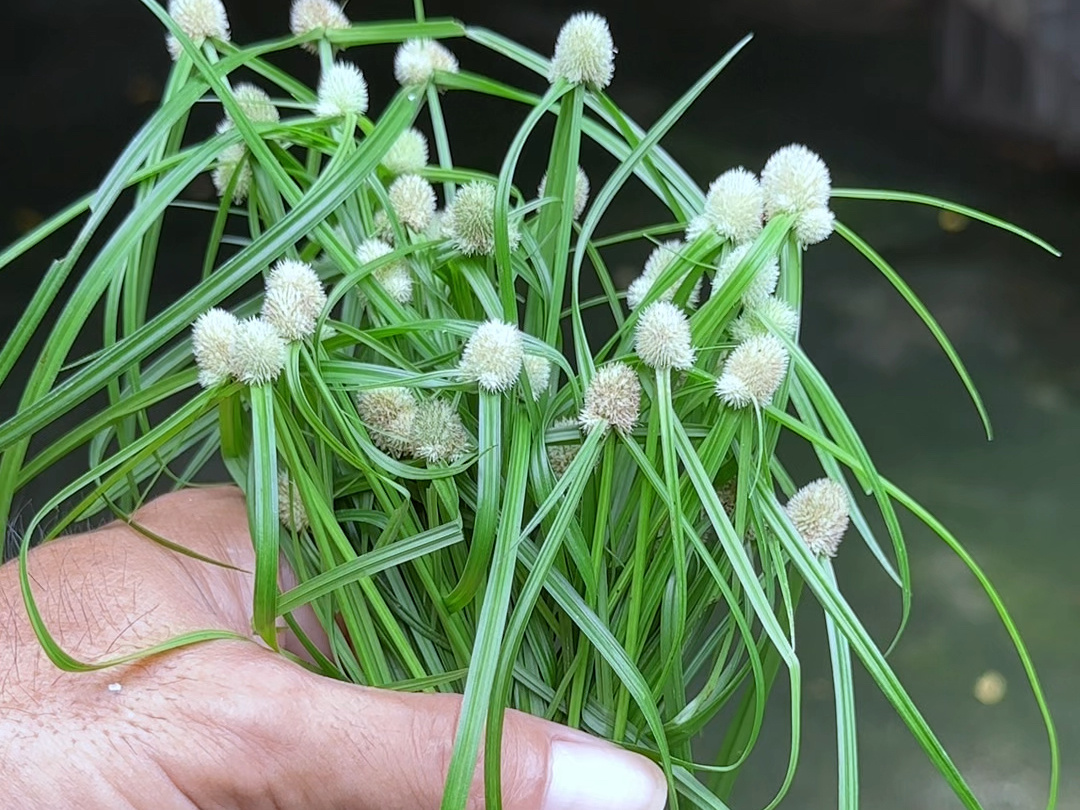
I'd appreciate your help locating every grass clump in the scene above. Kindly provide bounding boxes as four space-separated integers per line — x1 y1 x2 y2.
0 2 1060 809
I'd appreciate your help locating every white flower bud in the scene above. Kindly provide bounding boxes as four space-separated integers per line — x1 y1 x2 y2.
219 82 280 129
192 308 240 388
625 239 702 310
394 38 459 86
356 387 419 457
700 167 764 244
522 355 553 400
261 259 327 341
715 333 789 409
211 143 252 203
730 296 800 342
785 478 850 557
388 174 437 232
579 363 641 435
167 0 230 59
547 417 581 477
277 472 310 532
445 181 520 257
315 61 368 118
710 243 780 307
794 206 836 246
290 0 349 53
230 318 287 385
761 144 831 219
537 165 590 220
549 12 615 88
356 238 413 305
458 320 524 393
381 128 429 175
634 301 695 370
409 399 472 463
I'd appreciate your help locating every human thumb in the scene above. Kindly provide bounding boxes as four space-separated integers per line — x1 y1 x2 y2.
280 670 669 810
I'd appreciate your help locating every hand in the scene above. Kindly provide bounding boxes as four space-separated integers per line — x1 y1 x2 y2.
0 487 666 810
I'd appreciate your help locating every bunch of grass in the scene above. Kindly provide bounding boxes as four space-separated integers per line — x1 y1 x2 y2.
0 1 1059 808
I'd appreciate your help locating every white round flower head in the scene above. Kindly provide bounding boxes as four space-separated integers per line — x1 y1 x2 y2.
356 238 414 305
229 83 280 127
635 301 695 371
579 362 641 435
192 308 240 388
522 355 553 401
394 38 459 86
409 399 472 463
626 240 703 310
547 417 581 477
794 206 836 247
537 166 591 220
458 320 524 393
730 296 800 342
167 0 230 56
372 209 396 244
549 12 615 88
715 333 789 409
211 143 252 202
702 167 764 244
711 243 780 307
388 174 437 232
382 128 429 175
356 387 419 457
277 472 309 532
446 181 520 257
785 478 850 557
315 61 368 118
261 259 326 341
761 144 831 219
230 318 287 385
290 0 349 52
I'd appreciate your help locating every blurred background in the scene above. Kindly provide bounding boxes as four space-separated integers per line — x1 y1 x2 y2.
0 0 1076 808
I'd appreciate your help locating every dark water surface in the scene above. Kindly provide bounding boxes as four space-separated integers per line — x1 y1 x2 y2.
1 2 1076 808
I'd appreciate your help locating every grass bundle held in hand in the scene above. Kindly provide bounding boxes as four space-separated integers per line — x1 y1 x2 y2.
0 1 1060 808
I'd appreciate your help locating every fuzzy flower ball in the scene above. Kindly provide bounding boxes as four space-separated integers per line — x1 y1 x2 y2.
715 333 789 409
761 144 831 219
694 168 764 244
730 296 800 342
290 0 349 52
579 362 641 435
785 478 850 558
522 355 553 400
445 181 520 257
356 239 413 305
711 243 780 307
315 62 368 118
230 318 287 385
218 83 279 130
458 320 525 393
356 387 419 457
389 174 437 232
549 12 615 88
211 143 252 202
537 165 591 220
261 259 327 341
626 240 702 310
547 417 581 477
382 128 429 175
635 301 696 371
192 308 240 388
277 472 310 532
409 399 472 463
794 206 836 246
167 0 230 59
394 38 460 86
